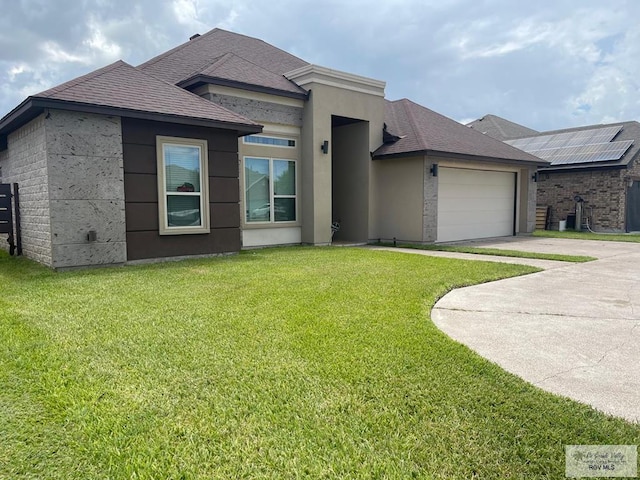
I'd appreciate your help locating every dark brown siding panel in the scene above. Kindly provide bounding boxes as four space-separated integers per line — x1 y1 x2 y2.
121 118 239 152
124 173 158 203
126 228 240 260
123 143 156 174
126 203 158 232
210 151 239 177
211 203 240 228
122 117 242 261
210 177 240 203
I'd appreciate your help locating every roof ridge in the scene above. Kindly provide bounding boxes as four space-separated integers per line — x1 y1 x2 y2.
37 60 128 98
206 51 293 79
488 115 509 139
138 28 223 70
184 52 232 79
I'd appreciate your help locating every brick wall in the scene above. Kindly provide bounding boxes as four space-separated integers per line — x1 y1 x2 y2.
537 169 625 231
0 114 52 265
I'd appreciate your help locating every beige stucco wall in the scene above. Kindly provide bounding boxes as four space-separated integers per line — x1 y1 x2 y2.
370 155 538 244
298 82 384 244
370 156 425 242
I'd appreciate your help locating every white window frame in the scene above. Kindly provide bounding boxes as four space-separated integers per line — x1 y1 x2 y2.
243 156 297 225
156 136 210 235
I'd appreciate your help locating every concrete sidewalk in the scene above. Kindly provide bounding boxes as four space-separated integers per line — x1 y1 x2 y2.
373 238 640 423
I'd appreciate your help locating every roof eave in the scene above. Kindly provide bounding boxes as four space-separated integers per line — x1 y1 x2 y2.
0 97 262 143
178 75 309 100
0 97 43 136
373 148 548 167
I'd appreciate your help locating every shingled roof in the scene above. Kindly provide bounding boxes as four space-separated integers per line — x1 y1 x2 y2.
467 114 539 140
0 60 261 138
374 99 545 165
139 28 308 97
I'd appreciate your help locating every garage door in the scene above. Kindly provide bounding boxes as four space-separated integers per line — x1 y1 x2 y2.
437 168 516 242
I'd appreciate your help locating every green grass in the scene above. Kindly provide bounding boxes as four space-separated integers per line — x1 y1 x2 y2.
534 229 640 243
382 242 595 263
1 248 638 479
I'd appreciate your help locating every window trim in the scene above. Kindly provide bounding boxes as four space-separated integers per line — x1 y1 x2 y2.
243 156 298 225
156 136 210 235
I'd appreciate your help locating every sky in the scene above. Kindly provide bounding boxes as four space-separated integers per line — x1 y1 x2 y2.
1 0 639 132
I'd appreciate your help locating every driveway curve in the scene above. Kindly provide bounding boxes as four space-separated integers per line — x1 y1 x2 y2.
368 237 640 423
429 237 640 423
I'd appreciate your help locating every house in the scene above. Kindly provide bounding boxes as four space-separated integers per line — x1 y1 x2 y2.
468 115 640 232
0 29 545 269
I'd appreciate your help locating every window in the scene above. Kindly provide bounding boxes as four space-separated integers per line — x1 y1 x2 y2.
243 135 296 148
156 136 209 235
244 157 296 223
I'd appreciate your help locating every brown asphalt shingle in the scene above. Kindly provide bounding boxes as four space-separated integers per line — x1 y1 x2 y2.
196 52 305 94
139 28 308 94
34 60 259 128
374 99 545 164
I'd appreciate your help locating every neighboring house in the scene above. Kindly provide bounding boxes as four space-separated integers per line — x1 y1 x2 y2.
0 29 545 269
468 114 640 232
467 114 539 140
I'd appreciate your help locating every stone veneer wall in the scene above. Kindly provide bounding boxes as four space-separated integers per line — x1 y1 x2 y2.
537 169 625 231
202 93 303 126
0 114 52 265
46 110 127 268
423 159 438 242
526 167 537 233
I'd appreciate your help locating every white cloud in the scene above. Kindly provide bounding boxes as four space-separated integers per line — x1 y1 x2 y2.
172 0 208 30
1 0 640 130
84 18 123 61
40 41 89 64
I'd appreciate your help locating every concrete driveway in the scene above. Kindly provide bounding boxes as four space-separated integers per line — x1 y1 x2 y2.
430 237 640 423
370 237 640 423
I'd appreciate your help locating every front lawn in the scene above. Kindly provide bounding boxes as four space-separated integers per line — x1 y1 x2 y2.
534 229 640 243
378 242 595 263
1 248 638 479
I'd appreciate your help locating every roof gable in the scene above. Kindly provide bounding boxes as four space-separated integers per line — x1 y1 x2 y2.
138 28 309 94
374 99 544 165
181 52 307 96
0 60 261 138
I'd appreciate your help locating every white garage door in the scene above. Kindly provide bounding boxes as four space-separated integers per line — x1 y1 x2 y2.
437 168 516 242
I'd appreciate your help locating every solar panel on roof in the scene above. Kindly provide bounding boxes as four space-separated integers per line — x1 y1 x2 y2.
527 140 633 165
505 125 629 166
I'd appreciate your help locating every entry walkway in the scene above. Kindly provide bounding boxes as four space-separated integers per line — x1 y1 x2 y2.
369 238 640 423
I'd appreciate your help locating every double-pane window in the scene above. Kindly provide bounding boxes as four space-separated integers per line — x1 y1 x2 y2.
157 136 209 235
244 157 296 223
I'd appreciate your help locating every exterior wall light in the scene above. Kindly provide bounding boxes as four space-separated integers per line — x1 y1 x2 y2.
430 163 438 177
321 140 329 154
